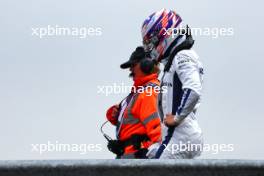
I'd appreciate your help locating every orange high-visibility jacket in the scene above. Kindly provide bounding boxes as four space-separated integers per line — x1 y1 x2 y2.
106 74 162 154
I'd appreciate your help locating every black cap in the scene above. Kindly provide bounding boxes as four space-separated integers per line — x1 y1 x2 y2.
120 46 146 69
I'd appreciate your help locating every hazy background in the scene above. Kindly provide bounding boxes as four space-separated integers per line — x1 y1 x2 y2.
0 0 263 160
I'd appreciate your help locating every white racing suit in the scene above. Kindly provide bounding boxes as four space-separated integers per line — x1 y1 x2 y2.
155 49 204 159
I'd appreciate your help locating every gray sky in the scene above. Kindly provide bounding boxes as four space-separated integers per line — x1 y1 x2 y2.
0 0 264 160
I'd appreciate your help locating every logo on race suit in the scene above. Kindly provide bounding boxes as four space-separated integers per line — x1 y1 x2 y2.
178 59 191 65
162 82 173 87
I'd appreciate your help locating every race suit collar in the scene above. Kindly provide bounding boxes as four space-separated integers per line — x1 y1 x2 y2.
133 73 158 88
161 58 168 65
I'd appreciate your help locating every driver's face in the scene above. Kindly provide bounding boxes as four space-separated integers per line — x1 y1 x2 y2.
129 62 145 80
